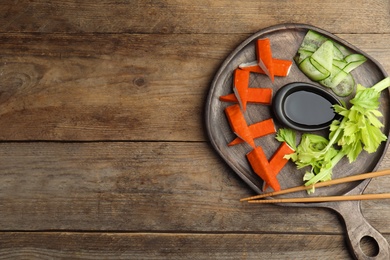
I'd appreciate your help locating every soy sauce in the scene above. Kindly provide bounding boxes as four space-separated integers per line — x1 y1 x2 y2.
272 82 342 131
284 90 335 126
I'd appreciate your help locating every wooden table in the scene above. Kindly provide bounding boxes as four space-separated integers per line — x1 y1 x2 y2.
1 1 390 259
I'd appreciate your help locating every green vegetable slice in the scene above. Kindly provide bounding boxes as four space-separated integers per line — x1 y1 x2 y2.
299 30 327 52
332 60 348 70
295 49 313 64
299 57 330 81
311 40 334 72
296 30 366 97
310 57 331 76
330 70 348 88
332 45 344 61
333 41 352 57
345 54 367 63
343 60 366 73
319 65 355 96
320 65 342 88
331 73 355 97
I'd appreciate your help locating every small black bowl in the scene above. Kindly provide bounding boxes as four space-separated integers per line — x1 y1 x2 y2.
272 82 342 132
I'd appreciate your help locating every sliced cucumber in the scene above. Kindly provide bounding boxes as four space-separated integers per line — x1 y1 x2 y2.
332 45 344 61
294 49 314 64
299 30 327 52
320 64 355 96
343 60 367 73
332 60 348 70
320 65 342 88
311 40 333 72
331 73 355 97
296 30 366 97
330 70 349 88
345 54 367 63
299 57 330 81
310 57 331 76
333 42 352 57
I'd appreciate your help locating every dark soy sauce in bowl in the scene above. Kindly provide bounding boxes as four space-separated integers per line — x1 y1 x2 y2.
272 82 342 132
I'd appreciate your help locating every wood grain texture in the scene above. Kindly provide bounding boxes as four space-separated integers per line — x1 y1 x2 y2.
0 142 341 232
0 33 227 141
0 232 364 260
0 0 389 34
1 0 390 259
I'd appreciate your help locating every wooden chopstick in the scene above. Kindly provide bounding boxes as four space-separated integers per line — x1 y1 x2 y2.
247 193 390 204
240 168 390 202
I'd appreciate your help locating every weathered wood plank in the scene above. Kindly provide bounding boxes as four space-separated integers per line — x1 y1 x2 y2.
0 33 390 141
0 232 365 259
0 141 389 235
0 32 234 141
0 0 389 34
0 142 336 232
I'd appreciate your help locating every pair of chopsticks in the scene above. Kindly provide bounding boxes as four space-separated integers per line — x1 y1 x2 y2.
240 169 390 204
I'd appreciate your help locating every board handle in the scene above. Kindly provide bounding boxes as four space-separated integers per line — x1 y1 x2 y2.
330 200 389 260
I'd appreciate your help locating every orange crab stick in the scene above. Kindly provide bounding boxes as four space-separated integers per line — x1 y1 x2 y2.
262 142 295 191
239 59 292 77
270 142 295 173
224 104 255 148
232 69 250 111
228 118 276 146
256 38 275 82
219 88 272 105
247 146 281 192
